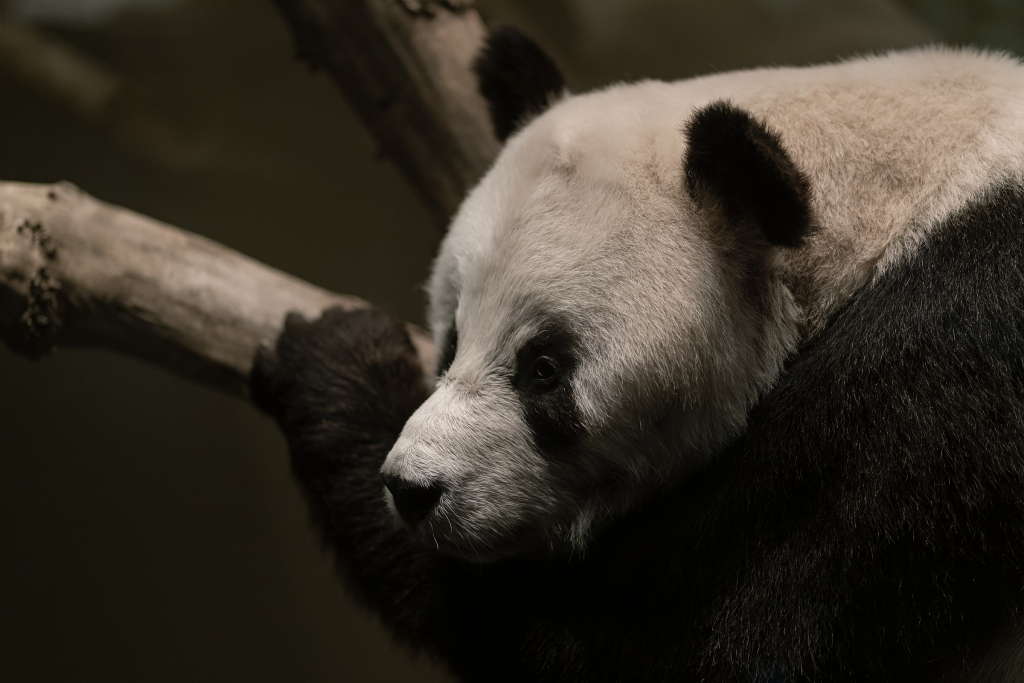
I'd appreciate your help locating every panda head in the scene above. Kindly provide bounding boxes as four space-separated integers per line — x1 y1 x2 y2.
381 28 814 562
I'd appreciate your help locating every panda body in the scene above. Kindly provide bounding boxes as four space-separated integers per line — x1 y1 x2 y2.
252 36 1024 682
386 45 1024 564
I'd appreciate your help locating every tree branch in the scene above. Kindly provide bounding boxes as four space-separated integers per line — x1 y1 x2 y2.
2 0 493 393
0 181 435 397
273 0 500 226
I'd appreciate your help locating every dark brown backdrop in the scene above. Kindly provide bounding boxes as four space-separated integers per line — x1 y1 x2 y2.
0 0 989 680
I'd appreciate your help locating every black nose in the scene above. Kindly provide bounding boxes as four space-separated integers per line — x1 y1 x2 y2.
382 473 444 526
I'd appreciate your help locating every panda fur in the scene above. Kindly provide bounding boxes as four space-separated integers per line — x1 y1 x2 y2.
251 28 1024 683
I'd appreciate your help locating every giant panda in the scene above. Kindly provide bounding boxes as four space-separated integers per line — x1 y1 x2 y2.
251 27 1024 683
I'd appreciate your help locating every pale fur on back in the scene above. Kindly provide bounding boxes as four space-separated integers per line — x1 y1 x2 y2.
435 47 1024 339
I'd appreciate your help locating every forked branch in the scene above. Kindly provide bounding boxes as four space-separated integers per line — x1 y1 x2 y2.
0 0 501 389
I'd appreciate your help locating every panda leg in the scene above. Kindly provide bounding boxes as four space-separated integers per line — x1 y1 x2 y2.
248 308 544 682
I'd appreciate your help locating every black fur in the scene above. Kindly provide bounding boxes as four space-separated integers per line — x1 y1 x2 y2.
474 27 565 142
438 324 458 376
512 323 585 450
249 309 441 642
685 101 814 248
252 183 1024 681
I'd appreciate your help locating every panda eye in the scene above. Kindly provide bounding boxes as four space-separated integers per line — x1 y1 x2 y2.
513 322 577 393
532 356 559 381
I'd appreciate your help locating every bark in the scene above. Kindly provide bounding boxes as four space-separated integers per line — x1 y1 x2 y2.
0 181 435 397
273 0 500 226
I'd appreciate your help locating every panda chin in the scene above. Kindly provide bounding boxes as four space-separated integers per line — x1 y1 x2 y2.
389 491 576 564
434 535 555 564
410 517 559 564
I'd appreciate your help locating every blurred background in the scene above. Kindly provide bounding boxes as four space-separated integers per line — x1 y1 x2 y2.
0 0 1015 680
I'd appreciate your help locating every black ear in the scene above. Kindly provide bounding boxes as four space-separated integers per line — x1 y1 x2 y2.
473 26 565 142
684 100 813 248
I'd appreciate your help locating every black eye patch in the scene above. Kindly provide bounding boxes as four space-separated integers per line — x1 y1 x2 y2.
512 323 584 450
438 325 458 376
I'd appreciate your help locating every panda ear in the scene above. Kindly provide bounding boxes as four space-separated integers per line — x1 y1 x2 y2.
473 26 566 143
684 100 813 248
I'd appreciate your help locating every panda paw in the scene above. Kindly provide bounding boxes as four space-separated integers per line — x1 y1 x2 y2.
250 306 430 441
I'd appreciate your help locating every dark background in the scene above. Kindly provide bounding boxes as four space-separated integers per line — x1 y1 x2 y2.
0 0 1015 680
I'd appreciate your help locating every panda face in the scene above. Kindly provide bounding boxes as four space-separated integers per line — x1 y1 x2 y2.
380 94 805 561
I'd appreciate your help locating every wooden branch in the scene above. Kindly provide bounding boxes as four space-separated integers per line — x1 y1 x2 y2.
0 181 435 396
273 0 500 226
1 0 487 394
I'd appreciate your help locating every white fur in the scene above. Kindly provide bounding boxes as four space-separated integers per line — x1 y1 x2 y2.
382 47 1024 563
